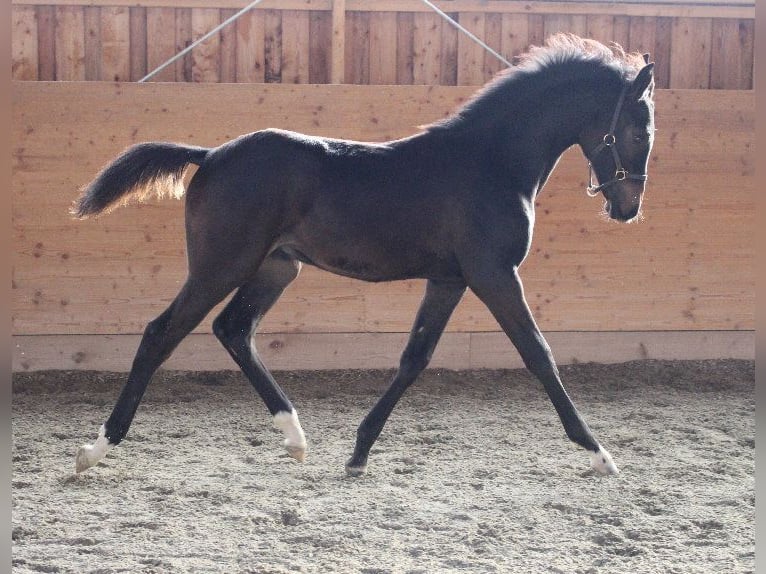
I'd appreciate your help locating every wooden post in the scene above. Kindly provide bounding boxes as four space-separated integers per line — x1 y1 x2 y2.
331 0 345 83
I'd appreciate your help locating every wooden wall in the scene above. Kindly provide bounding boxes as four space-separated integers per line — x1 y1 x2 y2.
11 82 754 370
12 0 754 89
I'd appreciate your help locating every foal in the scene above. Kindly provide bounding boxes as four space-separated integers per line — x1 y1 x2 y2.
74 34 655 476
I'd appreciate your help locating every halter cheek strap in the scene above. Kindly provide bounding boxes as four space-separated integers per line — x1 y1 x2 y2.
586 85 648 197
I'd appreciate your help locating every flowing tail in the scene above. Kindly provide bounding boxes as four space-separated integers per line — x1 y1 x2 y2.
72 142 210 218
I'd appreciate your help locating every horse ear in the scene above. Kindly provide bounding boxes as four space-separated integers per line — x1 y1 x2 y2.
642 53 650 64
630 63 655 100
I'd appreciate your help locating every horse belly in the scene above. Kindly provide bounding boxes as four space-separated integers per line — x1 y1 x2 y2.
276 235 460 283
278 156 462 281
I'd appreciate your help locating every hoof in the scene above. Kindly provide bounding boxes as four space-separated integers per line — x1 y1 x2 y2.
274 410 307 463
590 446 619 475
75 445 98 473
285 443 306 463
75 425 112 473
345 459 367 477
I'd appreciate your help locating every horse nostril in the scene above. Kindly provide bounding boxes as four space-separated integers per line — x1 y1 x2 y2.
621 204 640 221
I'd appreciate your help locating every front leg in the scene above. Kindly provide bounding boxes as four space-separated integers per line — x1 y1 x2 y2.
346 280 466 476
466 265 618 475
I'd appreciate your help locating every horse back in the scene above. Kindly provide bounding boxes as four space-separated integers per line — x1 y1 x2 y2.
185 127 531 282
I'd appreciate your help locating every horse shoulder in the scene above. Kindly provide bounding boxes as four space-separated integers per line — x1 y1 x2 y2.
457 190 535 271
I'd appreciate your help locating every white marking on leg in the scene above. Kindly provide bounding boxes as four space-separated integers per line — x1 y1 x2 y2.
590 445 619 475
273 410 307 462
75 424 113 473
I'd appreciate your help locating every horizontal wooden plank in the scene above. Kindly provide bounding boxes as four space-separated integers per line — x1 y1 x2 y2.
12 331 755 371
9 0 755 19
11 0 333 8
346 0 754 18
11 83 754 336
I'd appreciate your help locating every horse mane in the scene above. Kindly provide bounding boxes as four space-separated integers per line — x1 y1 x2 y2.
428 33 649 132
514 33 646 75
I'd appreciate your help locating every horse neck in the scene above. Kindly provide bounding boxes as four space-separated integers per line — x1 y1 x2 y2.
519 77 620 161
419 70 624 194
472 73 624 189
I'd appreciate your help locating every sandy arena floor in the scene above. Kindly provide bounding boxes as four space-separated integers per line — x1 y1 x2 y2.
12 360 754 573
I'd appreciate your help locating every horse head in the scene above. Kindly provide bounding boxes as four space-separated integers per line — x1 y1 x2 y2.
582 59 656 222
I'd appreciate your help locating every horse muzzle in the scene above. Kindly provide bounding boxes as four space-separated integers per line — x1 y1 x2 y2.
605 200 640 222
603 181 643 222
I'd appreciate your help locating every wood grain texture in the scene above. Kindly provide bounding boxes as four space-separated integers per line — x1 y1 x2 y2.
54 5 85 79
12 83 754 340
627 16 656 60
11 0 756 19
11 2 754 88
543 14 586 39
482 12 504 81
670 17 713 88
36 6 56 80
345 11 370 84
710 18 753 89
219 8 238 83
456 12 485 85
369 11 398 85
100 6 131 81
264 8 282 83
145 8 177 81
281 9 310 84
412 11 441 85
12 6 39 80
652 16 672 89
83 6 100 80
235 8 265 82
612 15 630 49
190 8 220 82
500 13 528 63
309 10 331 84
174 8 193 81
585 14 613 46
439 11 458 85
330 0 345 83
128 6 147 80
12 331 754 372
527 14 545 47
395 11 414 85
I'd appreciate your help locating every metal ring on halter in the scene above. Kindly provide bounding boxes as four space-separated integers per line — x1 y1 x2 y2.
615 169 627 181
586 185 601 198
603 133 616 147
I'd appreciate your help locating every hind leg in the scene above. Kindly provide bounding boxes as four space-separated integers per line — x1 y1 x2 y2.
212 251 307 462
76 276 240 472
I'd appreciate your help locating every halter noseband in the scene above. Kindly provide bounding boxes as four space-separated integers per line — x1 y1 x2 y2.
585 85 648 197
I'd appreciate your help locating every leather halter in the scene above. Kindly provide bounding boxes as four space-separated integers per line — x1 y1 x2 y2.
585 85 648 197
